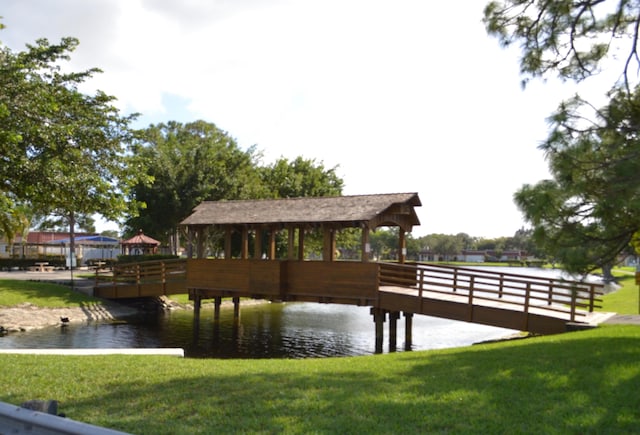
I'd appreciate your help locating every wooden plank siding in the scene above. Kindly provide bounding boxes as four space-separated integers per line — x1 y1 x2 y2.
95 258 607 335
187 259 285 297
285 261 379 304
186 259 379 304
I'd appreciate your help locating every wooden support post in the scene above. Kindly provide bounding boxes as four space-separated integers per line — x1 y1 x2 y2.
254 229 263 259
233 296 241 324
389 311 400 352
241 228 249 259
298 228 305 260
322 227 336 261
371 308 386 354
361 226 370 262
268 230 276 260
193 293 202 337
467 276 475 322
399 229 406 264
404 312 413 351
225 227 233 259
196 227 206 259
186 227 194 258
213 296 222 323
288 226 296 260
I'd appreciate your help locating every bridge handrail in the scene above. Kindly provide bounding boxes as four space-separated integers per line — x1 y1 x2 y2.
379 262 604 322
94 259 187 290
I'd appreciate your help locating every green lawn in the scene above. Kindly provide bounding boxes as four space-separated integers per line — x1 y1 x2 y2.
0 324 638 434
0 279 103 308
601 268 640 315
0 269 639 433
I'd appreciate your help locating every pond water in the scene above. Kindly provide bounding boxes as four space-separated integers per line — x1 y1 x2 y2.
0 302 517 358
0 266 599 359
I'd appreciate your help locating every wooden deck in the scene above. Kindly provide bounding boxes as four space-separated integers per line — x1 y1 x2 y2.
94 259 606 335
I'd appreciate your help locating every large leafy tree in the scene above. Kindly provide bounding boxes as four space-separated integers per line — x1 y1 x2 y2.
259 157 346 258
1 30 144 262
124 120 264 252
484 1 640 276
260 157 343 198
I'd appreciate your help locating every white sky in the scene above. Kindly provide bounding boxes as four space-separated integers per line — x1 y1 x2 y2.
0 0 590 238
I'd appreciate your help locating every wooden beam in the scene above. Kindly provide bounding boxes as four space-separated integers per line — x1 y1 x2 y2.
398 229 406 264
361 226 370 262
371 308 386 354
241 227 249 259
288 226 296 260
268 229 276 259
254 229 263 259
404 312 413 351
389 311 400 352
323 226 336 261
298 228 305 260
186 227 194 258
196 227 206 259
224 227 232 259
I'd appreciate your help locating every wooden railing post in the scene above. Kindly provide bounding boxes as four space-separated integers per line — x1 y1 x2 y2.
136 264 141 296
589 284 596 312
570 285 577 322
453 268 458 292
467 276 475 321
547 280 553 305
418 268 425 312
161 261 167 294
523 282 531 331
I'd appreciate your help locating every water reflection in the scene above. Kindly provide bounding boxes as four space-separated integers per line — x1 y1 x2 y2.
0 302 516 358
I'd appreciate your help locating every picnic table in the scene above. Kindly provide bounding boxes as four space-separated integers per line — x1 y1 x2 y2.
31 262 54 272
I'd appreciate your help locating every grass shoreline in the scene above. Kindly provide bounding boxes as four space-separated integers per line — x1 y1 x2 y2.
0 325 637 433
0 266 639 433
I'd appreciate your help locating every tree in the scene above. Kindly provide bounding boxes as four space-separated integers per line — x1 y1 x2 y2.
255 156 345 259
515 87 640 278
0 201 31 258
260 157 343 198
125 120 263 253
1 34 145 264
483 1 640 88
484 1 640 276
33 213 96 233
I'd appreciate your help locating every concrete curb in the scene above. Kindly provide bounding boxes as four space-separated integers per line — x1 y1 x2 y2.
0 348 184 357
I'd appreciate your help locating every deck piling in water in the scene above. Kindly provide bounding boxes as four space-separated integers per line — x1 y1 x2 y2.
214 296 222 323
404 312 413 350
371 308 387 354
389 311 400 351
233 297 241 324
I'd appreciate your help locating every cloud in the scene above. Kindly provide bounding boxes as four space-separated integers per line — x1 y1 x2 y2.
1 0 569 237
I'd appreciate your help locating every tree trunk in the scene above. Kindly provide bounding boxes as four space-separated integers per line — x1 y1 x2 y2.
69 211 75 269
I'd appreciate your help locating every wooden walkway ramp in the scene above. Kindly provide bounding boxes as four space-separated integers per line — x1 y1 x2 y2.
94 259 606 338
378 263 606 335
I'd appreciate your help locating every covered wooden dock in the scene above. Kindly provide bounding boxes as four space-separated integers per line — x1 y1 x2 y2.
180 192 421 263
95 193 606 352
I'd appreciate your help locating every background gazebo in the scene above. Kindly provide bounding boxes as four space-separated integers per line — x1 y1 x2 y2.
121 230 160 256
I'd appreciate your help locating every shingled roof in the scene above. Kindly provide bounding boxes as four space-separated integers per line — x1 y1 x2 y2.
180 193 421 231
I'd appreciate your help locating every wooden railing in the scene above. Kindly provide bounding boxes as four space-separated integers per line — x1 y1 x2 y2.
95 259 606 332
95 259 187 298
379 262 604 322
